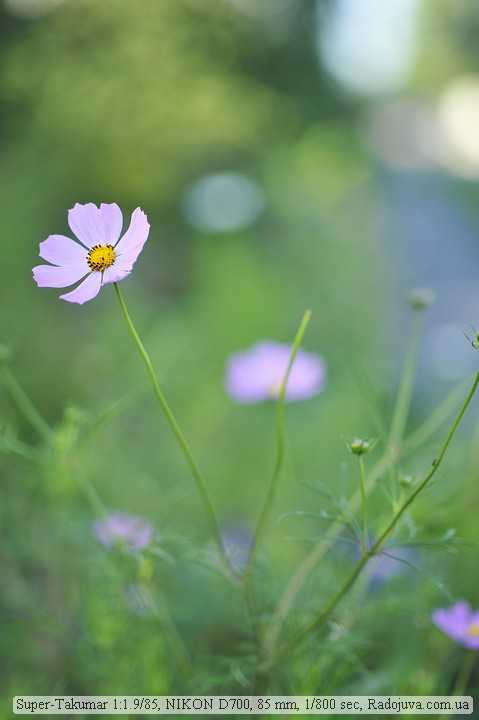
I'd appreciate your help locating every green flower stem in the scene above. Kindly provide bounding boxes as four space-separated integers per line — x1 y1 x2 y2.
242 310 312 644
403 379 470 455
1 365 52 443
1 359 110 529
264 308 426 657
388 311 423 451
269 371 479 665
115 554 190 675
76 473 108 518
437 650 475 720
244 310 312 578
152 589 191 674
358 455 368 555
0 435 39 462
443 650 476 718
263 447 397 658
113 283 234 580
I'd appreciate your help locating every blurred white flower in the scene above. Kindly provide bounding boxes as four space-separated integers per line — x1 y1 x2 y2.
316 0 418 95
437 76 479 179
184 172 265 233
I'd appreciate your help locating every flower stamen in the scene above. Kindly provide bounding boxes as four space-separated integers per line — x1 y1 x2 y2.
268 379 283 398
87 244 116 272
467 622 479 637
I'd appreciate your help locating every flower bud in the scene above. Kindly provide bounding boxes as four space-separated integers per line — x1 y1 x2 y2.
349 438 373 456
408 288 436 311
399 473 414 489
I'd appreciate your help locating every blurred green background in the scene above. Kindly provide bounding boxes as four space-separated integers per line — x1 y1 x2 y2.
3 0 479 711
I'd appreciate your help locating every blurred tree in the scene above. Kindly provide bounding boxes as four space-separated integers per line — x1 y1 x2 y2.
1 0 351 205
1 0 283 204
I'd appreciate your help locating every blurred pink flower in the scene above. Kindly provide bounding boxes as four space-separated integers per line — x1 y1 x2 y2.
94 512 153 552
225 341 326 403
33 203 149 304
432 601 479 649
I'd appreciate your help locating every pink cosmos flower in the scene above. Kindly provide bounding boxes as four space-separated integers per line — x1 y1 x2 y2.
94 512 153 552
32 203 150 304
225 341 326 403
432 601 479 649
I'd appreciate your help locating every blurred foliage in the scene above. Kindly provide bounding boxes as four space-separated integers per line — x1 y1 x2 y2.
2 0 479 709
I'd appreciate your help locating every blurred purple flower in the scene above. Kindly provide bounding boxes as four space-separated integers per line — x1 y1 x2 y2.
221 526 252 573
94 512 153 552
33 203 150 304
225 341 326 403
368 546 416 587
432 602 479 649
348 538 417 591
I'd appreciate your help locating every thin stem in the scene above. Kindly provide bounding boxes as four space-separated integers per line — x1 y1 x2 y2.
403 380 469 455
372 373 479 550
152 590 191 675
0 435 39 462
76 474 108 517
271 371 479 665
1 366 52 442
1 361 109 524
358 456 367 555
437 650 475 720
242 310 312 656
264 310 427 657
244 309 312 574
387 311 423 452
263 449 396 658
116 553 191 676
453 650 475 696
113 283 234 580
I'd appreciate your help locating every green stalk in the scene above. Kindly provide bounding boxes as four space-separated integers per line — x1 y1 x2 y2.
152 590 191 674
263 449 396 658
0 365 107 517
113 283 234 580
403 380 469 455
264 308 426 657
264 379 471 658
76 473 108 518
387 312 423 451
358 456 368 555
242 310 312 648
455 650 475 695
0 435 39 462
270 371 479 665
244 309 312 575
1 366 52 443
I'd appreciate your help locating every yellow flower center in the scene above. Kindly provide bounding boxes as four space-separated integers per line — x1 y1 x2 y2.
467 622 479 637
268 379 283 398
87 244 116 272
